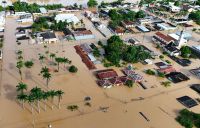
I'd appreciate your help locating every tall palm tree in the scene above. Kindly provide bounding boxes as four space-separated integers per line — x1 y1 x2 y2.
39 55 45 63
55 90 64 109
62 57 70 68
55 57 63 71
45 51 49 59
16 61 24 81
49 90 56 109
24 60 34 68
42 72 51 88
40 66 49 74
16 82 28 94
30 87 43 113
17 93 27 109
42 91 49 111
17 50 23 56
27 94 35 114
49 53 56 61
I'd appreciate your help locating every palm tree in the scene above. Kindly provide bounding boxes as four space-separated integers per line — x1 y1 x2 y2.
62 57 70 68
30 87 43 113
39 55 45 63
16 61 24 81
24 61 34 68
16 82 28 94
27 94 35 114
55 90 64 109
42 91 49 111
40 66 49 74
45 51 49 58
17 93 27 109
17 50 22 55
49 90 56 109
18 55 23 60
49 53 56 61
42 72 51 88
55 57 63 71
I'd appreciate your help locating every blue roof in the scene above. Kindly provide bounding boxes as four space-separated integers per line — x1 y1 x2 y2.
136 25 150 32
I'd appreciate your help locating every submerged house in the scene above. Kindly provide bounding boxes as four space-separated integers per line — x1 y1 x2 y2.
37 31 58 44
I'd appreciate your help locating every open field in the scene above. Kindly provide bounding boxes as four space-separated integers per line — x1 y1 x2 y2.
0 10 200 128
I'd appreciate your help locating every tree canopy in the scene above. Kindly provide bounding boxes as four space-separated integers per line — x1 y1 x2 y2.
87 0 98 7
189 11 200 25
180 46 191 58
176 109 200 128
104 36 151 66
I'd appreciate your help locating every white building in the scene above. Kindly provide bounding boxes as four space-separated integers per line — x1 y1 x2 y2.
168 33 187 49
16 13 33 23
39 7 47 14
55 14 79 24
170 5 181 12
37 31 58 44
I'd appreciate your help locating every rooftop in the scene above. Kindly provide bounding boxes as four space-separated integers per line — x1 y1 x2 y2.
96 69 118 80
155 32 175 42
40 32 56 39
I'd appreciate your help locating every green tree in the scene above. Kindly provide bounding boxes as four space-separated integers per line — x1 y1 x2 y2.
125 80 134 88
55 90 64 109
24 61 34 68
50 53 56 60
180 46 191 58
145 69 156 75
16 82 27 94
43 72 51 88
189 11 200 25
30 87 43 113
62 57 70 68
40 66 49 74
27 93 35 114
16 61 24 81
55 57 63 71
135 10 146 18
87 0 98 7
174 1 180 6
161 81 171 87
93 48 101 57
17 93 27 109
42 91 49 111
39 55 45 63
67 105 79 111
157 71 165 78
68 65 78 73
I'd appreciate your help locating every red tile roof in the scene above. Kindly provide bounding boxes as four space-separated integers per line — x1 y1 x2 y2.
122 20 134 26
155 32 175 42
74 45 96 70
96 69 118 80
73 30 93 36
109 77 123 85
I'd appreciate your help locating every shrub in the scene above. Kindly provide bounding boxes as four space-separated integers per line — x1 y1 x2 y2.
98 41 103 47
159 55 164 59
165 60 171 64
125 80 134 88
24 61 34 68
145 69 156 75
85 102 92 107
67 105 79 111
157 71 165 78
68 65 78 73
161 81 171 87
